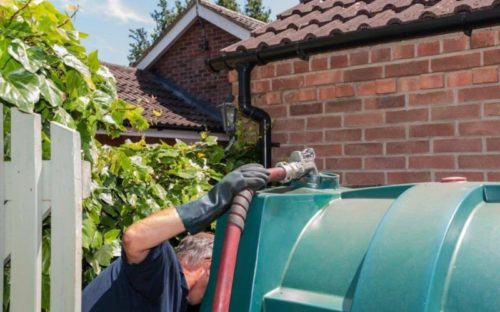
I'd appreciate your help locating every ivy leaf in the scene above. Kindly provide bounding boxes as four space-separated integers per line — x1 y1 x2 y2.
0 68 41 112
8 39 41 73
53 44 95 89
104 229 121 244
40 78 64 107
94 244 114 266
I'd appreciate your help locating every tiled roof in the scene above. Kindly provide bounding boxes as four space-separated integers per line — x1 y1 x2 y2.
200 0 265 31
223 0 499 52
104 63 222 131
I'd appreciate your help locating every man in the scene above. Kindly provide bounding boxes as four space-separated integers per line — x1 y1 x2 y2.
82 164 268 311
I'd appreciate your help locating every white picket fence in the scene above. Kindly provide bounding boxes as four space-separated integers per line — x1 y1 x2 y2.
0 106 90 312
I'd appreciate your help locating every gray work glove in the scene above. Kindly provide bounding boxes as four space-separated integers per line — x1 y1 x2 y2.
176 164 269 234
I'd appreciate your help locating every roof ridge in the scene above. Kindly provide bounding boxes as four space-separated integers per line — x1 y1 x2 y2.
102 61 138 72
199 0 266 26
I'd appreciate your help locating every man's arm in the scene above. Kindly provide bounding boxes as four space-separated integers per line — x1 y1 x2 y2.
122 164 269 265
123 208 185 264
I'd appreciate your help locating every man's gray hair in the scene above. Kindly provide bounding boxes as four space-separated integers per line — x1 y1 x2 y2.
175 232 214 267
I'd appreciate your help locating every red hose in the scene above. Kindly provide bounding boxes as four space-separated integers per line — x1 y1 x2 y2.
212 167 286 312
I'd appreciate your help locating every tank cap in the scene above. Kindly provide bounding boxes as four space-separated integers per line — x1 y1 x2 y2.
441 176 467 183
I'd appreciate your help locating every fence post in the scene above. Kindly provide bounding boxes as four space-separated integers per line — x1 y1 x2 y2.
0 105 4 310
50 122 82 312
10 108 42 312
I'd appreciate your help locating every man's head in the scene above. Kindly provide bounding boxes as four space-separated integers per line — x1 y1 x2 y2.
175 232 214 305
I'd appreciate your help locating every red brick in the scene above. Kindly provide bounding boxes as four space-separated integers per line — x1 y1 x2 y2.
276 63 293 76
308 144 342 157
272 132 288 143
325 99 362 113
419 74 444 89
365 157 406 169
436 172 484 181
273 146 303 160
335 84 355 97
289 131 323 144
459 86 500 102
387 141 430 154
409 155 455 169
431 53 481 72
386 108 429 124
433 138 483 153
305 71 342 86
253 80 270 93
376 79 397 94
345 143 383 155
344 112 384 127
265 105 287 117
488 172 500 181
358 81 377 96
289 102 323 116
344 172 385 186
393 44 415 60
306 116 342 129
399 77 420 92
386 60 429 77
272 76 305 90
487 137 500 151
256 65 275 78
228 70 238 83
472 67 499 84
409 91 454 106
447 71 472 87
330 54 349 68
273 118 305 132
350 50 369 66
365 95 405 110
293 60 309 73
318 86 336 100
262 92 282 105
387 172 431 184
431 104 480 121
417 41 440 57
409 123 455 137
325 157 362 169
284 89 317 103
344 66 383 82
459 120 500 136
471 30 495 49
484 103 500 116
459 155 500 169
484 49 500 65
311 57 328 71
443 36 467 53
325 129 362 142
371 47 391 63
365 126 406 141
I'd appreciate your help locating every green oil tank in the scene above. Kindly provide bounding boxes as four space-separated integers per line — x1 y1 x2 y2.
201 174 500 312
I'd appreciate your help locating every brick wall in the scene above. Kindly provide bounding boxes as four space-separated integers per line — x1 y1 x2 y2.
153 19 238 107
232 26 500 186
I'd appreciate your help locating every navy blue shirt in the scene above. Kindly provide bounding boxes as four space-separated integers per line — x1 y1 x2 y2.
82 241 188 312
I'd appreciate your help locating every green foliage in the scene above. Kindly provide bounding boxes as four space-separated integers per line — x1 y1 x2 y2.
216 0 241 12
1 1 259 311
127 28 150 64
128 0 188 64
82 135 226 283
244 0 271 22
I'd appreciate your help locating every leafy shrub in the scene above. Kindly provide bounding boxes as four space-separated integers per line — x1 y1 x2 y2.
0 1 258 310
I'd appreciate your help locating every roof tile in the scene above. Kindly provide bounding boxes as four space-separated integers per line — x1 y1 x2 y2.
224 0 498 53
104 63 222 131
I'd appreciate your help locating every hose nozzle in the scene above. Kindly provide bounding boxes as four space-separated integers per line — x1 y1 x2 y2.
275 148 318 183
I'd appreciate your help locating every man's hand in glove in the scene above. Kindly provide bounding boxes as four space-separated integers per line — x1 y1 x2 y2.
176 164 269 234
122 164 268 264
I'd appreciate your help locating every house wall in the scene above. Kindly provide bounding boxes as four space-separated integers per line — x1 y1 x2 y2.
153 19 239 108
230 25 500 186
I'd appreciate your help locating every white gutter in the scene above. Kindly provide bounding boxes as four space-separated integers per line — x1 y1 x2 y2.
97 129 229 142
